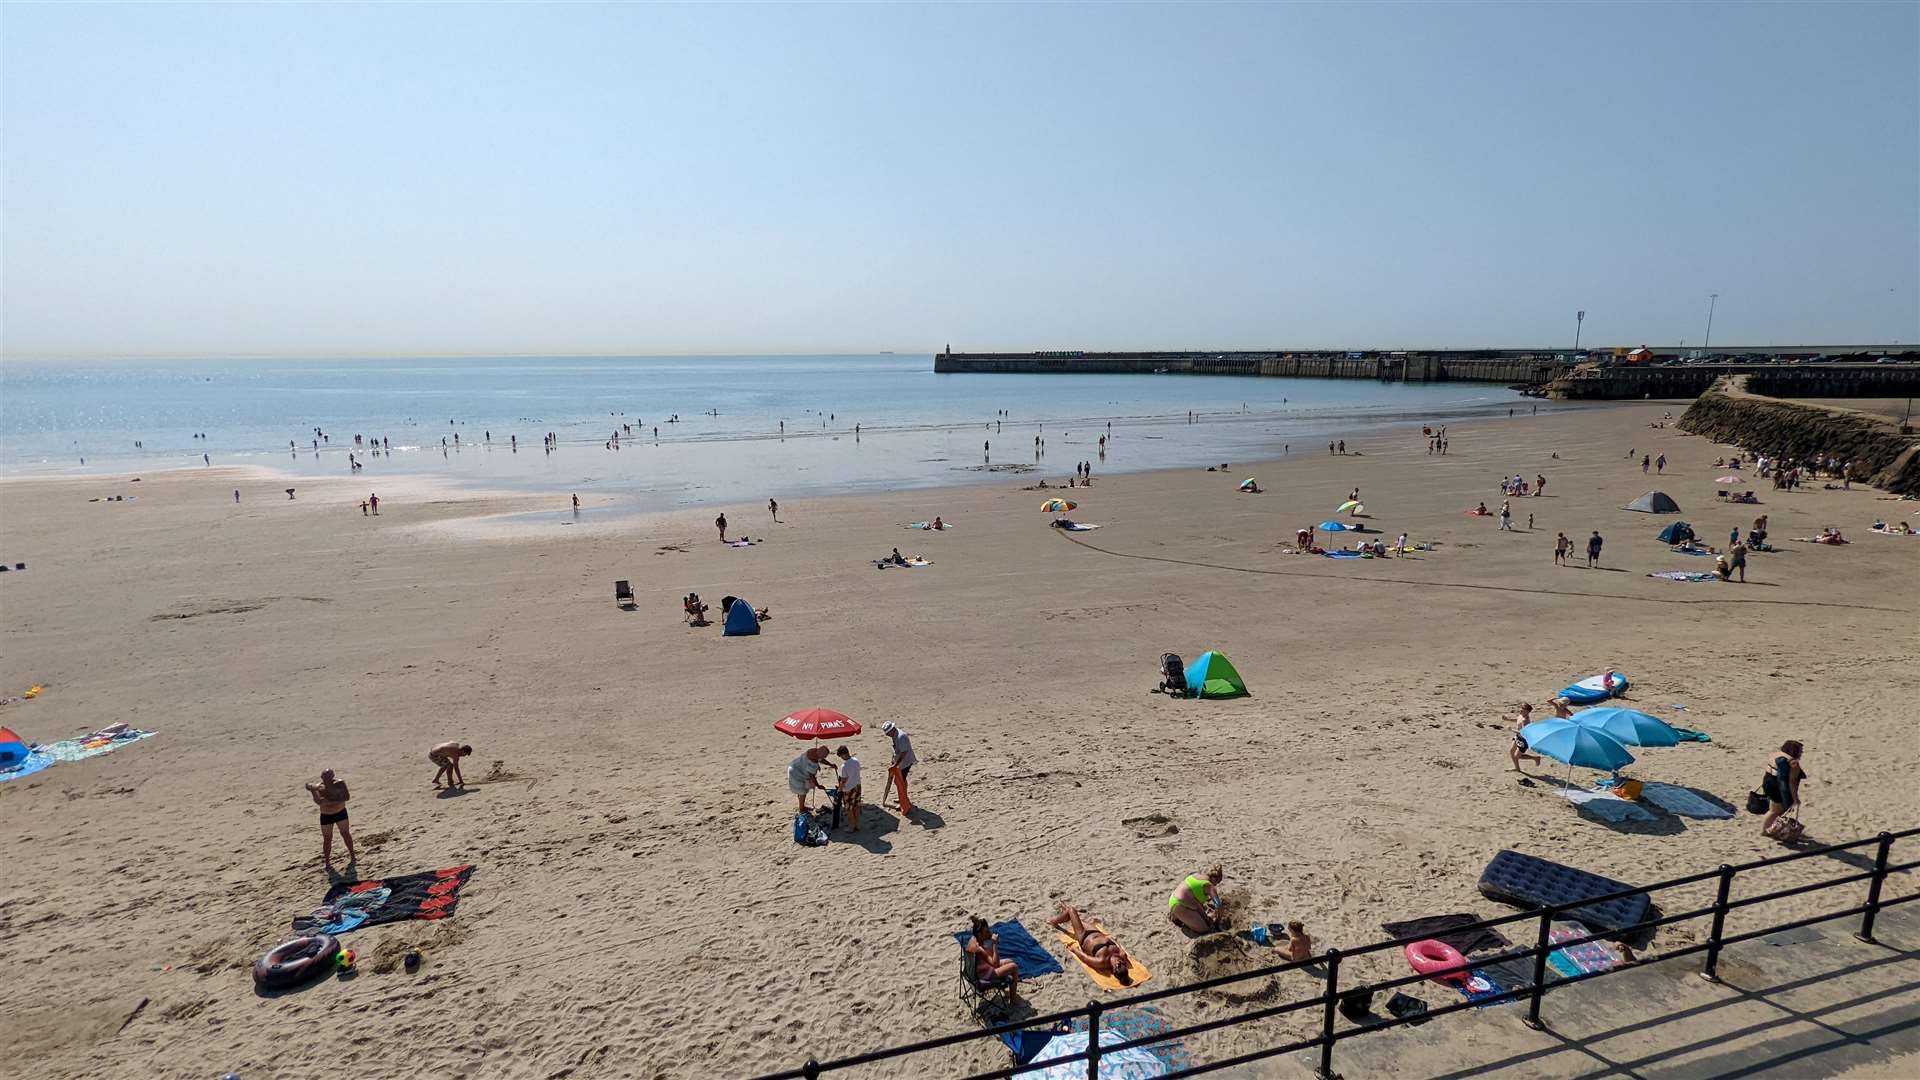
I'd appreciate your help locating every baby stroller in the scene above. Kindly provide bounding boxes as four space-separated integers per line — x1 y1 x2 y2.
1158 653 1189 698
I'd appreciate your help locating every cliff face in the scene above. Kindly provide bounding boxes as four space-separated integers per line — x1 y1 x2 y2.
1679 377 1920 495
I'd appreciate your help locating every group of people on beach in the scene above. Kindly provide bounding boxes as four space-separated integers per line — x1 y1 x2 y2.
786 722 916 831
302 742 474 870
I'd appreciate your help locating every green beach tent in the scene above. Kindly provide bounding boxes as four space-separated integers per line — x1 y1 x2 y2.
1183 652 1248 699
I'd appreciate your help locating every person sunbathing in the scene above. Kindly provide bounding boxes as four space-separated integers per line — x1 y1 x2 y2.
1047 903 1134 985
684 593 710 625
931 516 945 530
1817 528 1848 544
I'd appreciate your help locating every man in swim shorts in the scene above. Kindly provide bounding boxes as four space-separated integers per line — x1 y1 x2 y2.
306 769 356 869
429 741 472 788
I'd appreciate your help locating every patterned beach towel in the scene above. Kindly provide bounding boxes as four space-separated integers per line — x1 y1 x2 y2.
45 726 155 763
0 747 56 783
1547 922 1619 978
1640 782 1735 820
293 865 476 935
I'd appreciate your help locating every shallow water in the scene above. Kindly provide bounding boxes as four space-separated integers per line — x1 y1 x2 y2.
0 354 1569 509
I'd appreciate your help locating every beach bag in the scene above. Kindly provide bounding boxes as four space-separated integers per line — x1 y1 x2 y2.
1745 790 1768 815
792 814 809 843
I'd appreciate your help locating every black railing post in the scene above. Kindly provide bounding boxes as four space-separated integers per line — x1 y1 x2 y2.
1524 906 1553 1030
1701 864 1735 982
1085 1000 1102 1080
1317 948 1342 1079
802 1059 820 1080
1857 832 1894 943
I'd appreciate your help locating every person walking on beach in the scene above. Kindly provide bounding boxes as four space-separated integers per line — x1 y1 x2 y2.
429 741 472 788
1729 539 1748 583
880 721 916 813
234 489 241 503
716 512 728 542
1641 454 1651 473
306 769 355 869
1655 453 1666 474
572 494 579 511
1499 501 1513 530
1760 740 1807 841
1554 532 1570 565
1507 703 1543 771
1586 530 1603 568
1328 441 1335 455
768 498 779 523
368 493 379 515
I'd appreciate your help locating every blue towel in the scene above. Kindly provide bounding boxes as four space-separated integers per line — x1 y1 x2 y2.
954 920 1065 978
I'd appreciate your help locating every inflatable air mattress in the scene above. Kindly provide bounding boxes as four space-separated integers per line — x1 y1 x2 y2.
1477 850 1650 933
1560 673 1628 704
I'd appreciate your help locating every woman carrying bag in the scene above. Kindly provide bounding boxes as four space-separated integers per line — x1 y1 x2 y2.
1760 740 1807 842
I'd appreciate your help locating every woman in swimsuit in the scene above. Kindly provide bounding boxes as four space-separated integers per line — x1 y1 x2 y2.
1047 903 1134 985
965 916 1020 995
1761 740 1807 841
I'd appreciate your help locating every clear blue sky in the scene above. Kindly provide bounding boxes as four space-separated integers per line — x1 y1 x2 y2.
3 2 1915 358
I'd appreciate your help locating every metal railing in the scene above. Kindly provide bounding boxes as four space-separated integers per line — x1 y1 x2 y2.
753 827 1917 1080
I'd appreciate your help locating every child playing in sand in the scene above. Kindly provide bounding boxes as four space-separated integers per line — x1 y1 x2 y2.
429 741 472 788
1283 921 1313 962
1507 704 1542 771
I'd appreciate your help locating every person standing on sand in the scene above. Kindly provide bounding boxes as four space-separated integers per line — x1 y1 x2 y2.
880 721 916 813
716 512 728 542
1507 703 1543 771
429 742 472 788
833 745 862 831
306 769 356 869
1168 865 1225 932
1555 532 1570 565
1499 502 1513 530
234 489 241 503
1641 454 1650 473
369 493 379 515
1586 530 1603 568
787 745 830 813
1761 740 1806 840
1729 539 1748 583
1656 454 1666 474
769 498 779 523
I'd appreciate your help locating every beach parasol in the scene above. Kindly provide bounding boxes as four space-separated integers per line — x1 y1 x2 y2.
1521 719 1635 777
1337 500 1363 515
1041 498 1077 513
1571 707 1679 747
1240 478 1258 491
775 708 861 740
1316 520 1349 533
1715 476 1743 484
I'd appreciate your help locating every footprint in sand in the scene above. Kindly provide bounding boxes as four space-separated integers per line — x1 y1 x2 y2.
1123 813 1179 839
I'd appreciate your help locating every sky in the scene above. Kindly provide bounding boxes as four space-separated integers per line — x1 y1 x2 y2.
2 2 1916 359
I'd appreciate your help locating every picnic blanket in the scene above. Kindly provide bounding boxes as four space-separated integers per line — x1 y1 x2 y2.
1670 547 1713 556
1068 1004 1191 1073
45 725 155 763
903 522 954 530
0 747 55 783
1054 919 1153 990
1381 914 1512 955
874 558 932 569
1648 571 1718 582
1640 782 1735 819
1564 788 1659 823
952 920 1064 978
1547 922 1619 978
1323 550 1365 559
1672 727 1711 742
293 865 476 935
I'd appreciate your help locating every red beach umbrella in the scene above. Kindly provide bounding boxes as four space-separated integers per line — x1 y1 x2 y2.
775 708 861 740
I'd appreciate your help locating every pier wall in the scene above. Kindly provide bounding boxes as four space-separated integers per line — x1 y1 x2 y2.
1679 376 1920 495
934 351 1568 384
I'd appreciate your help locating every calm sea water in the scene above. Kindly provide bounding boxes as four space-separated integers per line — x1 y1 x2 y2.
0 355 1559 509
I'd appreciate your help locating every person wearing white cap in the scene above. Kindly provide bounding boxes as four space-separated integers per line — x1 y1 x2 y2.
879 722 916 812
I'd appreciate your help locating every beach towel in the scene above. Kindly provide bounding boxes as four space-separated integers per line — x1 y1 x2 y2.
903 522 954 530
0 747 55 783
1563 788 1659 823
1323 550 1364 559
1054 919 1153 990
1547 922 1618 978
1061 523 1102 531
293 865 476 936
1670 547 1713 556
725 539 761 548
44 726 155 764
1068 1005 1191 1073
1381 914 1512 956
1671 728 1711 742
1455 969 1511 1008
1648 571 1717 582
952 921 1064 978
1640 782 1734 819
873 558 932 569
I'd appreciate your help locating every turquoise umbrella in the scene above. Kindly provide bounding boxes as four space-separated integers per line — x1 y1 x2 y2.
1520 719 1635 771
1316 520 1349 532
1572 707 1679 747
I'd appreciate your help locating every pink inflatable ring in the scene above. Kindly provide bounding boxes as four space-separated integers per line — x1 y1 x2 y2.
1404 938 1469 983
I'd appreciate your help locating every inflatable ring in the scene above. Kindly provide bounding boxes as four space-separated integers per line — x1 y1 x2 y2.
1404 938 1469 983
253 933 340 991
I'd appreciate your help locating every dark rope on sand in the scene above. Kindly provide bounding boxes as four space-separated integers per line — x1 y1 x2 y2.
1050 531 1903 613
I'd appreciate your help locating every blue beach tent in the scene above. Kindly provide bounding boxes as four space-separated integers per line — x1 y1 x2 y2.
722 597 760 637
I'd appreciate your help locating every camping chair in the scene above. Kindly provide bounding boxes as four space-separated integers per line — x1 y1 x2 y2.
614 580 635 609
959 946 1017 1016
1158 653 1188 698
1716 490 1729 501
684 594 710 626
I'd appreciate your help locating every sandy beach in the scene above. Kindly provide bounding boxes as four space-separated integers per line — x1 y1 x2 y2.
3 399 1916 1079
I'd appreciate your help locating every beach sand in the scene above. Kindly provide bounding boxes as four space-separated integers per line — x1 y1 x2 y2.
2 400 1916 1079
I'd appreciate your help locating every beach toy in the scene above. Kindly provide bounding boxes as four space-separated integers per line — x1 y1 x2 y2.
336 948 356 972
404 951 422 972
253 934 341 991
1560 672 1628 704
1405 939 1470 983
1250 924 1271 946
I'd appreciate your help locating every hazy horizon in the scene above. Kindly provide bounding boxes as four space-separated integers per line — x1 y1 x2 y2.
4 2 1916 359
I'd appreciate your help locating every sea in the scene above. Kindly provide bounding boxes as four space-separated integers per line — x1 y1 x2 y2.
0 355 1571 510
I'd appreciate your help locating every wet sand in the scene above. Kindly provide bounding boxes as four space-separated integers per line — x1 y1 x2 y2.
2 400 1915 1079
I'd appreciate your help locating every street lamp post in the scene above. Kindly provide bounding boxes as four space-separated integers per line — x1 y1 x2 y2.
1574 310 1585 358
1703 293 1719 353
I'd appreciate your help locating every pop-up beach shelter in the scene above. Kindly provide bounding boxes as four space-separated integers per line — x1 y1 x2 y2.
1625 491 1681 513
0 727 28 768
1656 521 1694 544
722 597 760 636
1184 652 1248 699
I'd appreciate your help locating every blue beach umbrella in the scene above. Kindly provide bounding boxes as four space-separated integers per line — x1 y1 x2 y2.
1520 719 1636 772
1572 707 1679 748
1316 520 1349 533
